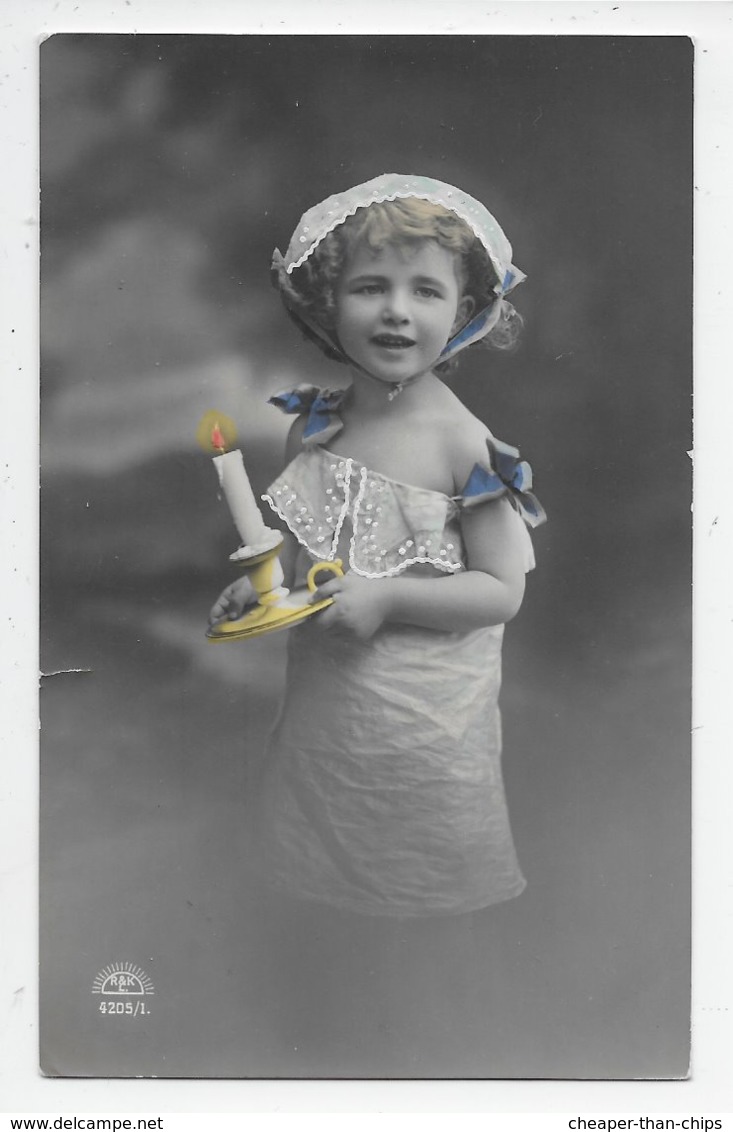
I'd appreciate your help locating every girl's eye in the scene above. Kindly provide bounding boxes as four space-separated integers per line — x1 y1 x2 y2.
416 287 441 299
355 283 383 295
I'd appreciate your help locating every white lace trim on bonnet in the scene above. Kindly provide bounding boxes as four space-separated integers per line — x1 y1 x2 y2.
275 172 526 361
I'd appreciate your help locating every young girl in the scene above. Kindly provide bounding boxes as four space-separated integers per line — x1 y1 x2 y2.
209 173 545 1067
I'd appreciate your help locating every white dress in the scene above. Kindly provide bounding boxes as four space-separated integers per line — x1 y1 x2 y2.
253 387 539 917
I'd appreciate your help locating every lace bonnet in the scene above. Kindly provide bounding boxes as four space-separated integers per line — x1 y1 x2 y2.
272 172 526 364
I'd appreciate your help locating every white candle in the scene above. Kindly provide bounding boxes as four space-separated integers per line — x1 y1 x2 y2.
212 448 269 546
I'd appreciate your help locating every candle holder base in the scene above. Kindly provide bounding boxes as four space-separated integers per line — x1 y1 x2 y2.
206 548 345 643
206 586 336 642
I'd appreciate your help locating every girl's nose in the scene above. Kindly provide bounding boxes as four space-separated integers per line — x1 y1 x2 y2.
381 288 410 323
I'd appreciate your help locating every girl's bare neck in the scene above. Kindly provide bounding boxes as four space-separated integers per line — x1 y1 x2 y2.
324 369 459 494
345 366 433 410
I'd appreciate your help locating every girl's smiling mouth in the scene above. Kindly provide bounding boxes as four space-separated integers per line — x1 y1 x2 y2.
371 333 416 348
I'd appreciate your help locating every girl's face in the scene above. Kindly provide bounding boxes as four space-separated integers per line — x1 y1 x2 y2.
334 240 474 386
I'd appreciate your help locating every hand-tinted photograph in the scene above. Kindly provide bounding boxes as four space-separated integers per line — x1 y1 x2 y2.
40 33 692 1079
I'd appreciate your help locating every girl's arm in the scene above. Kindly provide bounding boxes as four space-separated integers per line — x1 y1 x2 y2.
312 495 527 637
383 496 526 630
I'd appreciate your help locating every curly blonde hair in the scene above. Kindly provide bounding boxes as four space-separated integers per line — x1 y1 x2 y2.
274 197 522 367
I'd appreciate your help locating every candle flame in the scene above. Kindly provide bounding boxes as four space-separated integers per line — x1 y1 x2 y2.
211 422 227 453
195 410 238 454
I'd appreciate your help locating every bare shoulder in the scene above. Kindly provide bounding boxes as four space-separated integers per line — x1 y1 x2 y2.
429 385 492 492
284 414 308 461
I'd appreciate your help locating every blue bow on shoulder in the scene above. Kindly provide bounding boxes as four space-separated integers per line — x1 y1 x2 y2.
268 384 346 444
269 385 319 415
462 437 547 528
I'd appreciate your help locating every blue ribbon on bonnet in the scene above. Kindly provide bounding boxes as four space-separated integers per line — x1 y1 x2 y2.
438 268 525 365
461 437 547 528
269 384 346 444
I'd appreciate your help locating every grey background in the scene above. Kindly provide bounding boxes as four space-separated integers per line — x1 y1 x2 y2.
40 34 691 1078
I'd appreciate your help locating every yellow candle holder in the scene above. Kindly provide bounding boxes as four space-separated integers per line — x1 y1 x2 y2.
207 542 344 642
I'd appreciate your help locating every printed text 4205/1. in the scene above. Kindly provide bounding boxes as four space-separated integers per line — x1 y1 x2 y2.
98 1000 151 1016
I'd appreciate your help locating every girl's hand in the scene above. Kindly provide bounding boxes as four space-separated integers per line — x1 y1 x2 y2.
309 572 393 640
208 576 257 627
